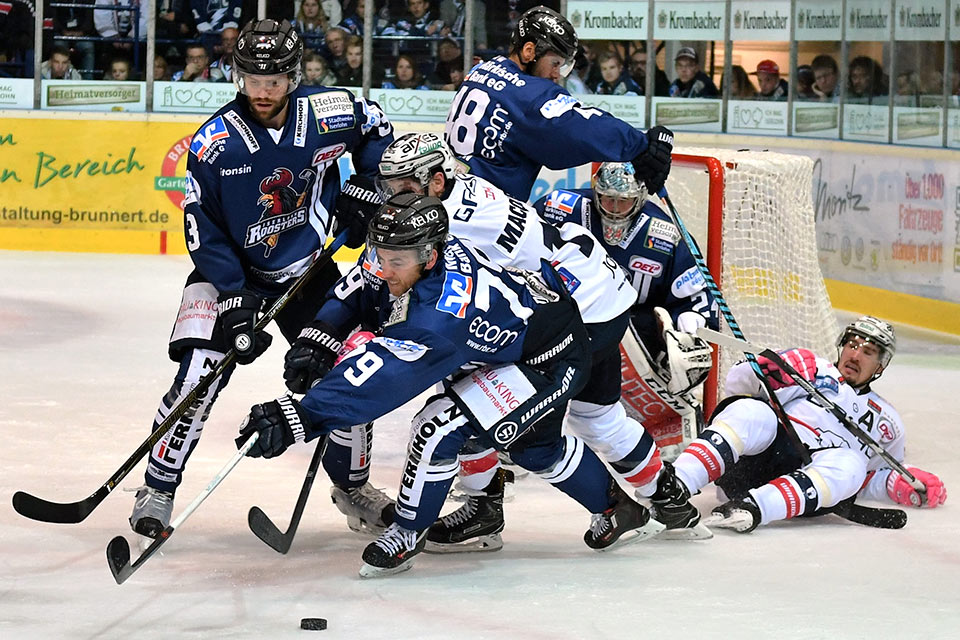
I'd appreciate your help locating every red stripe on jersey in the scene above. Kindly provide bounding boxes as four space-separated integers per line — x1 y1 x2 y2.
771 477 802 519
625 448 662 487
460 451 499 476
689 442 723 482
0 3 13 15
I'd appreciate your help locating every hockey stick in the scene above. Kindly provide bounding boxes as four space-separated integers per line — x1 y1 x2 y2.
696 327 926 494
247 436 324 553
107 432 259 584
13 231 349 524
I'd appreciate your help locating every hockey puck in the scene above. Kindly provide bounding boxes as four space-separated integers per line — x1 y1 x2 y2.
300 618 327 631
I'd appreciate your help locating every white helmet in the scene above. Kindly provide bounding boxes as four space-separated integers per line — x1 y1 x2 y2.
592 162 648 245
836 315 896 379
377 132 465 198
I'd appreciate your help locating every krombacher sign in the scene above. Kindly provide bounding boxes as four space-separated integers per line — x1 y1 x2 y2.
568 1 648 39
654 1 725 39
730 2 791 40
796 1 842 41
895 2 946 40
847 0 891 40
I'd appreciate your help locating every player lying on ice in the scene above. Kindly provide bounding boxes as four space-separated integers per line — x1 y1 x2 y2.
655 316 947 533
236 194 669 577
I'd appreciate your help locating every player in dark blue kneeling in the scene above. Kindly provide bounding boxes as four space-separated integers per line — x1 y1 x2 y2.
237 194 667 577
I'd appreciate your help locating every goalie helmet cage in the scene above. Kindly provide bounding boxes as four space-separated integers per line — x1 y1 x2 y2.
666 147 838 417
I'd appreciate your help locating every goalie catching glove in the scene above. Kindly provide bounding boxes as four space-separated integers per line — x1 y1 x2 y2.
237 395 311 458
283 321 347 394
654 307 712 395
217 290 273 365
335 174 383 248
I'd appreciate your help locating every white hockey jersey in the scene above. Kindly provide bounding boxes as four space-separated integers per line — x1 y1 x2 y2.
442 174 637 324
725 354 907 501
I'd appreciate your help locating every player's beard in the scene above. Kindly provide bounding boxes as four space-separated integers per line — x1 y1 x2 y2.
249 95 289 127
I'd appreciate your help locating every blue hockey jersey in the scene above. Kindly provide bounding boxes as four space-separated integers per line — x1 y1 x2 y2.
182 85 393 296
444 56 652 201
533 188 719 337
298 238 565 436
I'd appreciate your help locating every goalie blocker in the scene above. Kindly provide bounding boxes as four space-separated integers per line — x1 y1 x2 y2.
619 308 712 461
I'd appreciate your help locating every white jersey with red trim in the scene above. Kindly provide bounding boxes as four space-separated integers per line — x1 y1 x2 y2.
442 173 637 324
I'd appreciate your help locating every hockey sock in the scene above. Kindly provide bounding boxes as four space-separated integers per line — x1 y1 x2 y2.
749 469 826 525
524 436 612 514
457 447 500 493
673 423 742 496
322 423 373 488
610 432 662 498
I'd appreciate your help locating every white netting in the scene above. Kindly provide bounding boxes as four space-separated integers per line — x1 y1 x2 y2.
664 147 839 400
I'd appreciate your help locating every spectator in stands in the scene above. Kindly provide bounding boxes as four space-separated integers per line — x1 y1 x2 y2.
563 46 592 94
810 54 839 100
41 46 83 79
322 26 348 74
629 45 670 97
52 0 96 80
153 53 172 80
426 36 461 89
294 0 330 50
382 0 444 36
440 0 487 49
192 0 242 52
795 64 818 99
382 53 429 89
303 49 337 85
156 0 194 65
209 25 237 81
919 69 944 96
335 34 364 85
669 46 718 98
723 64 756 98
172 43 213 81
847 55 888 103
339 0 389 36
322 0 342 26
107 55 132 80
752 59 788 101
593 51 641 96
95 0 149 70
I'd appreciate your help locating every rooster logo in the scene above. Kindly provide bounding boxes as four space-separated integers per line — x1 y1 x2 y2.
245 167 315 256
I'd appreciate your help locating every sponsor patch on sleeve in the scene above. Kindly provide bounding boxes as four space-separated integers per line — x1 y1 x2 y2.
436 272 474 318
308 90 356 134
671 266 706 297
373 336 430 362
539 93 580 119
189 116 230 161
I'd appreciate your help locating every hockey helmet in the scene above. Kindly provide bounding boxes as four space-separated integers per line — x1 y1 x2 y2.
233 19 303 95
367 193 450 264
377 132 466 199
592 162 648 245
510 5 579 77
836 315 896 379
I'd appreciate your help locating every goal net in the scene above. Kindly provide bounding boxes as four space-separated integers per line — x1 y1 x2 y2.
620 147 838 457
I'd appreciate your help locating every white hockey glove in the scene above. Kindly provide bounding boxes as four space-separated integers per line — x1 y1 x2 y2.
654 307 713 395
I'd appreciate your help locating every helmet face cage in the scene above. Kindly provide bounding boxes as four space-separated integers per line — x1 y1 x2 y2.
233 19 303 95
511 6 579 77
366 193 450 265
592 162 648 245
376 133 463 199
836 315 896 371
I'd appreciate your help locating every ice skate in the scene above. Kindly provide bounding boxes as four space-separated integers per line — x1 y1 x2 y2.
128 485 174 539
703 497 761 533
584 483 665 551
359 523 427 578
425 469 505 553
331 482 395 535
648 461 712 540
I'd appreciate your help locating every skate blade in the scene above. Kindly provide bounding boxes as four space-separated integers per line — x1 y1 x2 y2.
702 512 753 532
656 522 714 541
359 560 415 579
595 518 667 552
423 534 503 554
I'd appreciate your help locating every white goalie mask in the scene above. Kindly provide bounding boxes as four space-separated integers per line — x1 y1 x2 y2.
377 132 466 199
592 162 648 245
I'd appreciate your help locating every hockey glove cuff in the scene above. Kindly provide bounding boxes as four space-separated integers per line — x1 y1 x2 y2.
886 467 947 508
335 175 383 248
237 396 310 458
218 290 273 365
757 348 817 390
632 126 674 196
283 321 347 393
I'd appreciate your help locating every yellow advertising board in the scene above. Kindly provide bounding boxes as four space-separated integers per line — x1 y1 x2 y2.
0 112 200 254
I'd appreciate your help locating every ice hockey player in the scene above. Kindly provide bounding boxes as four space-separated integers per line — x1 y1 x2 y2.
443 5 674 201
129 18 395 539
236 194 669 577
372 133 712 552
660 316 947 533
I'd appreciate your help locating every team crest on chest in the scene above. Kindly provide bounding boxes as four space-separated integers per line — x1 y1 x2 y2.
244 167 315 256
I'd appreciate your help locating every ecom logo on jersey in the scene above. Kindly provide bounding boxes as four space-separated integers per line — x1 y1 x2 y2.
437 272 473 318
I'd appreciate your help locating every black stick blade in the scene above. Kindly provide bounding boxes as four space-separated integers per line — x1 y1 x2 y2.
843 504 908 529
12 487 106 524
106 536 133 584
248 506 292 554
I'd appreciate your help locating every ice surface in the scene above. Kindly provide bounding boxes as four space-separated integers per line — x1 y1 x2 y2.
2 251 959 640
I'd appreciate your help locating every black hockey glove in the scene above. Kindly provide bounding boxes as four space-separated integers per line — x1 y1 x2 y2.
632 125 674 196
217 290 273 365
283 320 346 394
237 396 311 458
334 174 383 248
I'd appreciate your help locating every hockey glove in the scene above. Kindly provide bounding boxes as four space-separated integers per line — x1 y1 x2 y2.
632 126 674 195
237 396 310 458
756 348 817 390
217 290 273 365
335 174 383 248
283 321 347 394
886 467 947 508
654 307 712 395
